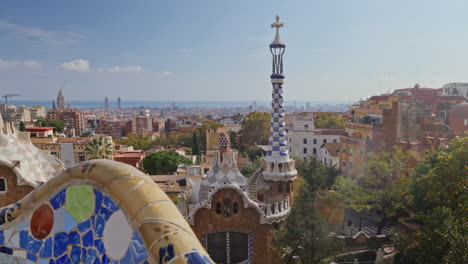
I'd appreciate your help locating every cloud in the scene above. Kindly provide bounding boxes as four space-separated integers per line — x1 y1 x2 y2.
60 59 90 72
97 65 143 73
161 71 174 76
0 20 85 46
0 58 41 69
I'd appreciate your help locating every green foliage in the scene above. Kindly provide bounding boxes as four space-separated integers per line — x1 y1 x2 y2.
35 119 64 133
85 137 113 160
143 150 192 175
229 131 239 150
274 157 343 263
394 207 467 264
239 112 270 149
393 133 468 264
314 113 345 129
244 146 264 162
114 133 154 150
192 131 200 155
19 121 26 132
240 159 261 178
80 132 91 137
334 147 415 234
195 120 224 152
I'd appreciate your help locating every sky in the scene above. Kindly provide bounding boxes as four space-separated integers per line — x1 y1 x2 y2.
1 0 468 102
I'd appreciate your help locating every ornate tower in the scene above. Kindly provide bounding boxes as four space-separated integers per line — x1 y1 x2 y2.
254 15 297 208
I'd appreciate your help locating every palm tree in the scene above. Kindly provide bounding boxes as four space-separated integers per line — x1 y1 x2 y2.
85 137 114 160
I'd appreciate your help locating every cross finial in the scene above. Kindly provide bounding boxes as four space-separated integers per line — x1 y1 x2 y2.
271 15 284 29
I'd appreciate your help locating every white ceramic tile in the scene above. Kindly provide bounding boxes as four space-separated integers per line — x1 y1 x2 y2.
103 210 132 260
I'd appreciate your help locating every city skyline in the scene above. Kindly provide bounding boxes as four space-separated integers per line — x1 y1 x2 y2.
1 1 468 102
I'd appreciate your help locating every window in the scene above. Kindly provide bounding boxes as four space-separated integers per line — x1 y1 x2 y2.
304 124 309 129
342 145 346 153
323 139 327 144
223 199 231 217
78 153 86 162
0 178 6 193
303 148 307 154
278 183 283 193
313 148 317 154
349 148 353 156
216 203 222 214
233 203 238 214
349 162 353 170
333 139 337 143
303 138 307 144
342 161 346 167
313 139 317 144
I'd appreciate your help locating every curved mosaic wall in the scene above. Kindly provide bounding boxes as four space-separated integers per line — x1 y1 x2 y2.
0 160 213 264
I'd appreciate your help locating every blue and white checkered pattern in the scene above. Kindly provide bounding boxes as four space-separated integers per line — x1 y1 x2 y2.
267 82 289 157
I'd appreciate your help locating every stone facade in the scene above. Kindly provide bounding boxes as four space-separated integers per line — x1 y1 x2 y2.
0 165 33 208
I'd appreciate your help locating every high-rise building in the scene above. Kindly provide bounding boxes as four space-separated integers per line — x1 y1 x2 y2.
125 109 159 137
47 109 86 137
117 97 121 109
104 97 109 109
178 16 296 264
56 89 65 110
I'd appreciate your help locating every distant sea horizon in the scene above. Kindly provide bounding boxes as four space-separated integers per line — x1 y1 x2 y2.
7 100 353 109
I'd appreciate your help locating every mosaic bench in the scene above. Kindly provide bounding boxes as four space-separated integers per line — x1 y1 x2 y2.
0 160 213 264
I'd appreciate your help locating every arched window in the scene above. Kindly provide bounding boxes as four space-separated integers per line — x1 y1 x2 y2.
216 203 222 214
278 183 283 193
233 202 238 214
0 178 6 193
278 163 283 172
286 182 291 192
223 199 231 217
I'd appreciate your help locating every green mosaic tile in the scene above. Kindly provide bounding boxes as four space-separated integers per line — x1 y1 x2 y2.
65 185 95 223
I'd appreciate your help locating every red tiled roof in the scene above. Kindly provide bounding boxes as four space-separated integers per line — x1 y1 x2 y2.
26 127 54 132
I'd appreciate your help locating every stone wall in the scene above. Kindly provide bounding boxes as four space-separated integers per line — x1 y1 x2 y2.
0 165 33 208
193 188 277 264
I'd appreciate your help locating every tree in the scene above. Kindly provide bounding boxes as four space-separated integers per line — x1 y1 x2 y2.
85 137 113 160
244 146 264 162
114 133 154 150
239 112 270 149
191 131 200 156
393 133 468 263
274 157 343 263
229 131 239 150
314 113 345 129
334 147 416 234
19 121 26 132
35 119 64 133
143 150 192 175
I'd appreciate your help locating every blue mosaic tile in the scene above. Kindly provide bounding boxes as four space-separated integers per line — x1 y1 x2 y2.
0 231 3 244
81 248 87 263
99 207 112 221
27 252 37 261
94 189 104 215
70 246 81 264
95 215 105 237
38 259 49 264
101 254 109 264
63 212 77 232
119 248 133 264
51 207 66 234
184 251 215 264
26 235 43 254
50 190 66 210
78 219 91 233
103 196 118 212
94 257 102 264
56 254 71 264
84 248 97 264
19 230 28 249
0 246 13 254
94 239 105 255
82 230 94 247
54 232 68 257
68 231 80 244
130 233 147 263
40 237 53 258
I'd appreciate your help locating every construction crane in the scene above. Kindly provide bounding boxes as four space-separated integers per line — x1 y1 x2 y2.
1 94 20 122
2 94 20 105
